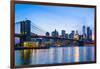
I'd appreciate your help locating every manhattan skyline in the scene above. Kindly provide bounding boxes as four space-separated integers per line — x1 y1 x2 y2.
15 4 95 37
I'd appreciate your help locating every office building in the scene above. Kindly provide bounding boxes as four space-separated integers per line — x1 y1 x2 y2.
83 25 86 40
61 30 66 37
45 32 50 36
51 29 59 37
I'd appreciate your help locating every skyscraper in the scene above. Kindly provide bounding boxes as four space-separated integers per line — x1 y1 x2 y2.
87 27 90 40
72 30 75 39
89 29 92 41
83 25 86 35
69 30 75 39
61 30 66 37
65 33 68 39
83 25 86 40
45 32 50 36
45 32 50 41
74 30 79 40
87 27 92 41
51 29 59 37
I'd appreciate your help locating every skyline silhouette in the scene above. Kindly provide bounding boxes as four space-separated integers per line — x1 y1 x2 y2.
15 4 95 36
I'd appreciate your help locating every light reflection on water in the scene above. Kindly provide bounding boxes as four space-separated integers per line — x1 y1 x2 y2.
15 46 95 66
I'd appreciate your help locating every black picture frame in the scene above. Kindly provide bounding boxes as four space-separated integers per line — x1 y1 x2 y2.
10 1 96 68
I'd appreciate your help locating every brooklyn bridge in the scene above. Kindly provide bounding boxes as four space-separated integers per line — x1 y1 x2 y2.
15 19 94 50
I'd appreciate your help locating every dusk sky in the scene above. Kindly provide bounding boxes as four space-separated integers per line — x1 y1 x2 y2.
15 4 95 36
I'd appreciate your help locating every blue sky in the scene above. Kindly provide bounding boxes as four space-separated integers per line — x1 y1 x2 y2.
15 4 95 36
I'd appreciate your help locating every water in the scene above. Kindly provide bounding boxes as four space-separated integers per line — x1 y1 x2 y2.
15 46 95 66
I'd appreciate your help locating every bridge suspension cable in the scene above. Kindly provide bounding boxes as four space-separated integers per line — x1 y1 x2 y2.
15 20 46 35
31 22 46 33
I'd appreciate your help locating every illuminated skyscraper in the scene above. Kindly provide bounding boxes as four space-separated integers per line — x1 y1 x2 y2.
74 30 79 40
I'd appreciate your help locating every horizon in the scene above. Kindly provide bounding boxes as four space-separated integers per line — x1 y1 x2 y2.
15 3 95 39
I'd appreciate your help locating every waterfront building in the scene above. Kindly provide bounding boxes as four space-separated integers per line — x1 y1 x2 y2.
79 35 83 40
69 30 75 39
82 25 86 40
83 26 86 34
61 30 66 37
23 41 38 47
74 30 79 40
87 27 90 40
87 27 92 41
51 29 59 37
45 32 50 36
89 29 92 41
45 32 50 42
65 33 69 39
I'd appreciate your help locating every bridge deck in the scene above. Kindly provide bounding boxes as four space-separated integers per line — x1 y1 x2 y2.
15 33 78 41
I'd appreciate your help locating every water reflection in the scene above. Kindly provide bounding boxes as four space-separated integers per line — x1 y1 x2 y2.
15 46 95 66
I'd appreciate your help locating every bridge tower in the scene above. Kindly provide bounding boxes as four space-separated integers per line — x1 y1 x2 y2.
20 20 31 46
